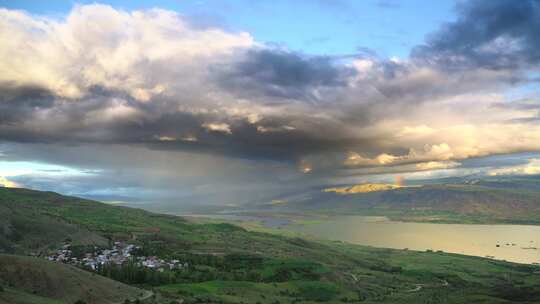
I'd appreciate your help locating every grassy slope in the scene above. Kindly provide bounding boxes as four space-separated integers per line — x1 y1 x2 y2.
0 287 63 304
0 254 144 304
1 187 540 303
0 188 108 254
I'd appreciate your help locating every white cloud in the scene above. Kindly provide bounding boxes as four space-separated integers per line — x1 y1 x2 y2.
155 135 176 141
345 143 454 167
397 125 436 137
415 161 460 171
155 134 198 142
180 135 198 142
256 125 296 133
0 4 254 100
488 159 540 176
202 123 232 134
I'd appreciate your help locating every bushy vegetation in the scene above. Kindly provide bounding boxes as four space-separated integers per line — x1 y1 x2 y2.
95 262 176 286
94 251 329 288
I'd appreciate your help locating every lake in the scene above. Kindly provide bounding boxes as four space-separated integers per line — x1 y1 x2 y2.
186 213 540 264
289 216 540 264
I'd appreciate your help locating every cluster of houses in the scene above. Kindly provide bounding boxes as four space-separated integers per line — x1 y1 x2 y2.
45 241 188 272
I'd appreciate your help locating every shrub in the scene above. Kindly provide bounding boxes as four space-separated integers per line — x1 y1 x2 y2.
296 282 339 301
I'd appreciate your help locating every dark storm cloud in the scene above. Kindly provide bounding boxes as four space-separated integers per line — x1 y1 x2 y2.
0 83 55 124
109 113 379 162
413 0 540 70
0 83 55 105
0 81 379 163
0 55 518 165
0 86 137 143
218 49 355 101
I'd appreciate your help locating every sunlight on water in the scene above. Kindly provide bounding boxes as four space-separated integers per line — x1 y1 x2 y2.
292 216 540 264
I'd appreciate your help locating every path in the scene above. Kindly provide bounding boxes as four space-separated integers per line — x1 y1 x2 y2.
407 279 449 293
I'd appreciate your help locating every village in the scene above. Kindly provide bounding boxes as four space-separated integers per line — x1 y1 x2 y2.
45 241 188 272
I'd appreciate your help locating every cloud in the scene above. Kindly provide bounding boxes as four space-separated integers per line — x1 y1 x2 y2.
488 158 540 176
1 2 540 202
397 125 436 137
218 49 355 100
0 4 254 100
345 152 397 166
202 123 232 134
415 161 460 171
0 176 20 188
413 0 540 70
345 143 456 167
155 135 177 141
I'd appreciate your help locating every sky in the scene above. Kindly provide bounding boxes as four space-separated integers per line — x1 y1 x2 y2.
0 0 539 208
0 0 455 57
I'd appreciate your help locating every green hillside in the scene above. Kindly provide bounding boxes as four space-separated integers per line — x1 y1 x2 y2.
0 254 146 304
1 187 540 303
0 188 108 254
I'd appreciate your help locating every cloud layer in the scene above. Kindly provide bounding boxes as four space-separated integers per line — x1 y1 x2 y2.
1 2 540 202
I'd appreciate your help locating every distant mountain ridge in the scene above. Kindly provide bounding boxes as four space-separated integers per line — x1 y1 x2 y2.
258 177 540 224
323 183 403 194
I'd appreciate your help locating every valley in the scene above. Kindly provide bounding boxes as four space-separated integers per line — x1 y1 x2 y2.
1 187 540 303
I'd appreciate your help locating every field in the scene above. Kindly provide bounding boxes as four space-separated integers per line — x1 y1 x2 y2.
1 187 540 303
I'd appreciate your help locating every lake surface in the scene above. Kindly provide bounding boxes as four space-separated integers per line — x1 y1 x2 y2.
290 216 540 264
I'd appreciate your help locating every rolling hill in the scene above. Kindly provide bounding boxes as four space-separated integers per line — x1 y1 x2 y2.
257 179 540 224
0 188 109 254
1 186 540 303
0 254 146 304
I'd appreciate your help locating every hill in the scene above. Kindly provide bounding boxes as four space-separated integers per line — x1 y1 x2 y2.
258 180 540 224
0 188 108 254
1 187 540 303
323 183 403 194
0 254 146 304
